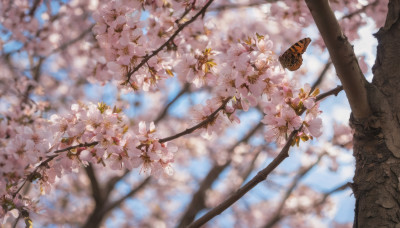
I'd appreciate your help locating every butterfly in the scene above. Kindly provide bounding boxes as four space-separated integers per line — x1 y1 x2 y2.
279 37 311 71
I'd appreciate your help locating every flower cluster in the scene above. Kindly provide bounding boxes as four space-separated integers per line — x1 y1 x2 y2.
91 0 183 91
0 193 34 225
214 34 275 111
189 97 238 136
0 0 389 226
261 83 322 145
180 35 275 134
91 1 147 88
0 102 176 222
186 34 323 144
49 103 176 180
90 3 325 145
134 122 176 177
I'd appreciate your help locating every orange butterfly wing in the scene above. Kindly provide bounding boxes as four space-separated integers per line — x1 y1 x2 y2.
279 38 311 71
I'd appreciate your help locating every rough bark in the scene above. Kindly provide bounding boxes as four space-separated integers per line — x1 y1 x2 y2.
351 0 400 227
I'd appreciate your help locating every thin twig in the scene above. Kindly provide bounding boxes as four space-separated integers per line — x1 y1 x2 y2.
316 85 343 101
237 147 264 186
21 57 44 108
159 97 231 143
51 25 94 54
297 85 343 116
340 0 379 20
264 182 349 228
311 61 332 93
82 174 149 228
12 215 21 228
323 182 350 196
175 2 195 25
101 177 151 214
209 0 277 11
290 182 350 215
82 177 150 228
54 142 99 153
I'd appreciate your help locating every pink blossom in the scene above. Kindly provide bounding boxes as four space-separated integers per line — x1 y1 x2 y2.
279 107 303 130
0 0 375 224
304 116 323 137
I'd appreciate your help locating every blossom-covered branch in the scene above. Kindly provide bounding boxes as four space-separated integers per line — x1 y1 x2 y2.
7 96 232 203
0 0 387 226
159 97 231 143
12 142 99 198
124 0 215 85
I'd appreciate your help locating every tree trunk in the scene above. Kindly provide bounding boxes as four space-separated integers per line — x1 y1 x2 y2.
352 0 400 227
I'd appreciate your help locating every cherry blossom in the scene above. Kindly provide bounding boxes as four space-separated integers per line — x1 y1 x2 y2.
0 0 388 226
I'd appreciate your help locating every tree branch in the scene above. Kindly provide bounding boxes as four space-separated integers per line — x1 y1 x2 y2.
316 85 343 101
28 0 42 17
177 164 227 228
177 122 263 228
54 142 99 154
187 129 299 228
263 152 326 228
175 2 196 24
21 56 44 108
305 0 371 119
103 170 130 200
292 182 350 215
311 61 332 93
209 0 277 11
85 165 103 205
13 142 99 198
50 25 94 54
101 177 151 215
159 97 231 143
82 176 150 228
296 85 343 116
237 147 264 186
340 0 379 20
82 173 150 228
265 182 349 227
